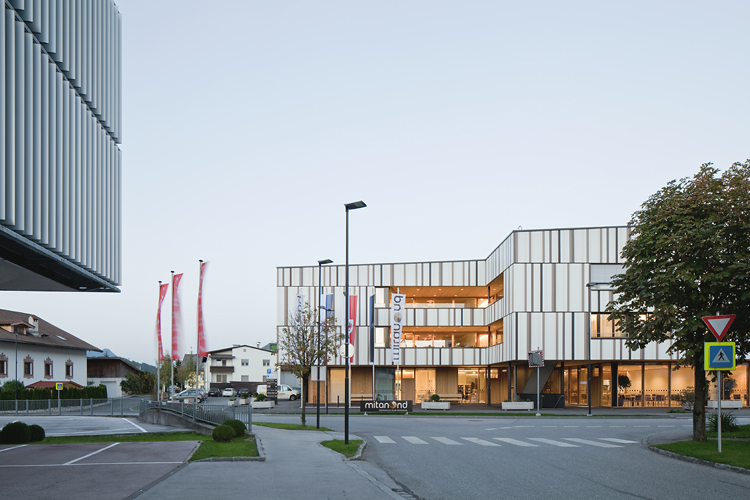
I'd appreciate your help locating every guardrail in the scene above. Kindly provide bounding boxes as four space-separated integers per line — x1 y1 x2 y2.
139 400 252 430
0 398 138 416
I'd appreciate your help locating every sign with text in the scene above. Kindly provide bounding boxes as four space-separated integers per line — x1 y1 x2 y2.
359 400 413 413
390 293 405 363
266 380 278 402
704 342 736 371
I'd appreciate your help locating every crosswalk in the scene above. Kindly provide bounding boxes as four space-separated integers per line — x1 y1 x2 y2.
372 435 638 448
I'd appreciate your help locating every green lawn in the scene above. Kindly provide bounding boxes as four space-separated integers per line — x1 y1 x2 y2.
320 439 363 458
654 440 750 470
707 424 750 439
189 435 258 461
254 422 333 431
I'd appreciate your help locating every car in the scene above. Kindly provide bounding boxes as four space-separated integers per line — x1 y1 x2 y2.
208 388 221 397
171 388 205 403
237 388 250 398
221 387 235 397
256 384 300 401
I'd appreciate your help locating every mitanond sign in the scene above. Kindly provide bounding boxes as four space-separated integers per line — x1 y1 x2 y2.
359 400 413 412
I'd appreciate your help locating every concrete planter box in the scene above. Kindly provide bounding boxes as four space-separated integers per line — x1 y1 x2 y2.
239 398 250 405
421 401 450 411
252 400 275 409
502 401 534 411
228 400 237 406
707 400 743 409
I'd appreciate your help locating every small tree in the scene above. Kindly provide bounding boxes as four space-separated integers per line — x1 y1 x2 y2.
176 355 196 389
277 302 341 426
608 162 750 441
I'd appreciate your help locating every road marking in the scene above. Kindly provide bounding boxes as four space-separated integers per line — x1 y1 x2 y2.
494 438 539 447
65 443 119 465
432 437 463 445
599 438 638 444
0 445 27 453
47 429 134 436
123 418 147 433
563 438 621 448
485 428 498 431
374 436 395 444
0 461 182 468
528 438 579 447
657 425 675 428
462 438 500 447
402 436 429 444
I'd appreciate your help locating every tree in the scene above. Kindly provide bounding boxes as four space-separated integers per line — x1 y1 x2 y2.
176 355 196 389
607 162 750 441
277 302 342 426
120 371 156 395
158 353 173 392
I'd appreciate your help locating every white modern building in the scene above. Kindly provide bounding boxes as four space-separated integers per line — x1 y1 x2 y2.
0 0 122 292
277 226 748 408
0 308 100 389
206 344 276 391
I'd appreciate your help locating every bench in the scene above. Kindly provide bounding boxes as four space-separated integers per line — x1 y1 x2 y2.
438 394 462 404
351 394 373 403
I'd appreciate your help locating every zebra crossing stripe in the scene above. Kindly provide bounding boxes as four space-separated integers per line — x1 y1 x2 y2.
402 436 429 444
563 438 621 448
432 437 463 445
494 438 539 447
374 436 395 444
462 437 501 447
598 438 638 444
528 438 579 447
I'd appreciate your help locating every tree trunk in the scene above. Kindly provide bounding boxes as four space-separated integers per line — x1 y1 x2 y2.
693 359 707 442
300 373 308 427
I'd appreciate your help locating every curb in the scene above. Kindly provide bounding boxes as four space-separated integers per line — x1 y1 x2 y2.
190 433 266 462
649 446 750 476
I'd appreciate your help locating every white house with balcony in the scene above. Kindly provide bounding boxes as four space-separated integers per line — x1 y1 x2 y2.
206 345 276 392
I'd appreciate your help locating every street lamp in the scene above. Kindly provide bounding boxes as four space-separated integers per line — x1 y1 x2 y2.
15 330 18 401
317 258 333 430
344 200 366 445
586 281 612 417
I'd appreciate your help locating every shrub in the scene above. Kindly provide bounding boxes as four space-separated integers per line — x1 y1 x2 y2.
255 393 267 402
429 394 440 402
212 424 236 443
708 411 739 433
28 424 45 442
0 422 31 444
223 419 246 437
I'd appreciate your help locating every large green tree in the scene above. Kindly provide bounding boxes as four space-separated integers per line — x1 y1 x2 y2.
277 302 341 426
608 162 750 441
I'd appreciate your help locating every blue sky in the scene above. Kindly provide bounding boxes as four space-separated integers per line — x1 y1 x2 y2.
2 1 748 363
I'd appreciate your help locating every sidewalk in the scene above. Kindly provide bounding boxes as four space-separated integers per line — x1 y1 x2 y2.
134 425 405 500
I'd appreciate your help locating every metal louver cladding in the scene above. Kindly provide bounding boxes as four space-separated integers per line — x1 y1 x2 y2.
0 1 122 291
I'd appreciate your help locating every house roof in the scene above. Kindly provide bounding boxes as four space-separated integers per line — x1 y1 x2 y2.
86 356 140 373
0 309 101 352
26 380 84 389
208 344 274 355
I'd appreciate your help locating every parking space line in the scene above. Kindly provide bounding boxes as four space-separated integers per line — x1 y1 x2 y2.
0 445 27 453
65 443 119 465
0 461 182 468
123 418 147 433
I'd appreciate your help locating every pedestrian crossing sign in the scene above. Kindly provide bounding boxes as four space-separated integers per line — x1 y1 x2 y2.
704 342 736 371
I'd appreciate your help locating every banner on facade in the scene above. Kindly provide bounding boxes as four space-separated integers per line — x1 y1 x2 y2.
197 261 209 357
348 295 358 362
390 293 405 363
172 273 184 360
156 283 169 361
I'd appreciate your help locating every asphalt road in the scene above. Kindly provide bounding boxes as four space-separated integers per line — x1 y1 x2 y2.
255 414 750 500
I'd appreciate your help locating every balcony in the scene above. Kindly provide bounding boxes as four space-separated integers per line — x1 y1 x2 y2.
209 366 234 374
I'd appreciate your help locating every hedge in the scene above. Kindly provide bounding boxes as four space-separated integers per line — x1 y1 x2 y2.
0 384 108 401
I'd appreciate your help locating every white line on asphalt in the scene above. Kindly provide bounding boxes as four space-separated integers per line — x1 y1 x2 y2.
0 445 27 453
0 461 182 468
374 436 396 444
494 438 539 447
402 436 429 444
563 438 621 448
123 418 148 433
657 425 675 428
462 438 500 447
528 438 579 447
485 428 498 431
599 438 638 444
47 429 133 436
65 443 119 465
432 437 463 445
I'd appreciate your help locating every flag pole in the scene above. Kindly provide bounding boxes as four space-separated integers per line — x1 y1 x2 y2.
197 260 203 402
171 270 175 397
157 281 162 403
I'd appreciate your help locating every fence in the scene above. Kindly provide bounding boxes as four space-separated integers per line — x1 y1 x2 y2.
0 398 137 416
139 400 252 430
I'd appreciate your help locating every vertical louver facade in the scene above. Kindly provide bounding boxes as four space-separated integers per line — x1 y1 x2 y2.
0 0 121 291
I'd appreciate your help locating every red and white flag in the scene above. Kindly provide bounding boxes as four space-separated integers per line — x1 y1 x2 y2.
348 295 358 362
156 283 169 361
172 273 184 360
197 262 209 357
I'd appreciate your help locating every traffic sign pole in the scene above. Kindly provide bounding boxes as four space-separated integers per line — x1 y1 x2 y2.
702 313 736 454
718 371 722 453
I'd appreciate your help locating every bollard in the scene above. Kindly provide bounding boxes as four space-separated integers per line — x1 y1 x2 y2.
90 398 93 415
81 398 84 415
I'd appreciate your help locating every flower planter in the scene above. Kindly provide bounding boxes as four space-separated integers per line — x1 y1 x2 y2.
707 400 743 409
252 400 275 409
228 400 237 406
502 401 534 411
239 398 250 405
421 401 450 411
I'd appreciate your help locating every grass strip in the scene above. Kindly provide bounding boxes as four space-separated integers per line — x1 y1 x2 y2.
707 424 750 439
189 435 258 461
320 439 363 458
653 440 750 470
254 422 333 431
39 431 210 444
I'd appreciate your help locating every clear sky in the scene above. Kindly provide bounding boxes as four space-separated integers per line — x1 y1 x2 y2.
1 1 748 364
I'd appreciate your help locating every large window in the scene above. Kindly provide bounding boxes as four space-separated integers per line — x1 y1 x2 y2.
23 357 33 378
0 354 7 378
65 360 74 379
44 358 53 379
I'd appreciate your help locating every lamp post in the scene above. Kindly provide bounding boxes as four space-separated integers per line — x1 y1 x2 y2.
317 258 333 430
15 331 19 401
344 200 366 445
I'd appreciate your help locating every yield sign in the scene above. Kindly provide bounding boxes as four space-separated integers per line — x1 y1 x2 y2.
702 314 736 341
